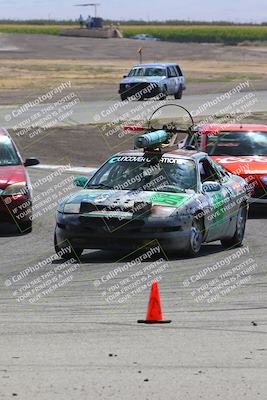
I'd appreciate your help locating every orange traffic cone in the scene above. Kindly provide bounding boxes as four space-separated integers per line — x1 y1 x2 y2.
138 281 171 324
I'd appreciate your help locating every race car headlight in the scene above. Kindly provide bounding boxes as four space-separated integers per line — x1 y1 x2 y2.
133 201 152 216
151 206 176 218
260 176 267 186
63 203 81 214
57 201 65 213
0 182 28 196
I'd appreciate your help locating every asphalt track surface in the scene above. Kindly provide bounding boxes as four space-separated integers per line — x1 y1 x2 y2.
0 90 266 128
1 167 267 399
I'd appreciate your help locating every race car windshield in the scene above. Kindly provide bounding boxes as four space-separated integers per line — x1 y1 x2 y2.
87 156 197 193
0 137 21 166
128 68 166 77
206 131 267 156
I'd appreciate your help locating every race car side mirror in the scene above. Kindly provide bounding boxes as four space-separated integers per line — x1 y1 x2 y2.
24 158 40 167
202 181 221 193
74 176 89 188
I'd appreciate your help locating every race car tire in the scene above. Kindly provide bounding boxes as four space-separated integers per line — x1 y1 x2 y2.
174 86 183 100
185 217 204 257
18 220 32 233
221 204 247 248
54 230 83 260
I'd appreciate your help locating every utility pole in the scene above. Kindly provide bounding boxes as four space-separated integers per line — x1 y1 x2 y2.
138 47 143 63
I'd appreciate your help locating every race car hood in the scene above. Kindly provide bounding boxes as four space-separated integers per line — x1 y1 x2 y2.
121 76 165 85
211 155 267 176
62 189 193 215
0 165 26 190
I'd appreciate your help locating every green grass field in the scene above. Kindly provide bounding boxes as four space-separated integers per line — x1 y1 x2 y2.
0 24 72 35
122 24 267 43
0 23 267 43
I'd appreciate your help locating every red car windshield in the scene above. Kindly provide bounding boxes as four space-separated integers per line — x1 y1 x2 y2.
0 136 21 166
206 131 267 156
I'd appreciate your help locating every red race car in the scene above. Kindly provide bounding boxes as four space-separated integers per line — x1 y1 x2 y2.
181 123 267 204
0 128 39 232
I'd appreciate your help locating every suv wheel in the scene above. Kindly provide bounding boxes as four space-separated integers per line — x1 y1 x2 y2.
174 86 183 99
159 86 167 100
120 93 128 101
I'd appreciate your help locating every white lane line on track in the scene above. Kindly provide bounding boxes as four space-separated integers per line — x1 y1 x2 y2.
31 164 97 174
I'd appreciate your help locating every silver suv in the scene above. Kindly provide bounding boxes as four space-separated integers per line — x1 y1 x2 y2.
119 63 186 101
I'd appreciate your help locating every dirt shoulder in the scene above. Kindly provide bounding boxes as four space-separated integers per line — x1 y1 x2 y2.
0 33 267 62
0 33 267 104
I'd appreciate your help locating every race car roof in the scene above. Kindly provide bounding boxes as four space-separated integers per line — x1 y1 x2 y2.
114 148 206 161
200 123 267 134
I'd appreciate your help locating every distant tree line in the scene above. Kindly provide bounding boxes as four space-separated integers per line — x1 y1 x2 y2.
0 19 266 26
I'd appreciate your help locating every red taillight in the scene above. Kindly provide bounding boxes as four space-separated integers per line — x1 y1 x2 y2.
123 125 145 132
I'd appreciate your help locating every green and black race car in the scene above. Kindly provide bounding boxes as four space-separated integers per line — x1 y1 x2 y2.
54 146 248 259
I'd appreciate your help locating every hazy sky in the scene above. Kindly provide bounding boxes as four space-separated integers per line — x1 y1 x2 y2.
0 0 266 22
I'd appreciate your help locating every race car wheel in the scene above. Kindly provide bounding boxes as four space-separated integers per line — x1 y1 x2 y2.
174 86 183 100
18 220 32 234
54 230 83 260
185 217 204 257
221 205 247 248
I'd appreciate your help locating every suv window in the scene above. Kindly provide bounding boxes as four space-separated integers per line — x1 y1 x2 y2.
170 66 178 77
175 65 183 77
167 67 177 78
129 67 166 77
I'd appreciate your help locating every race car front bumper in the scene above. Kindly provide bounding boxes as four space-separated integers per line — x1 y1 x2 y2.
119 82 162 99
0 195 32 226
56 212 192 252
249 187 267 204
249 197 267 204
